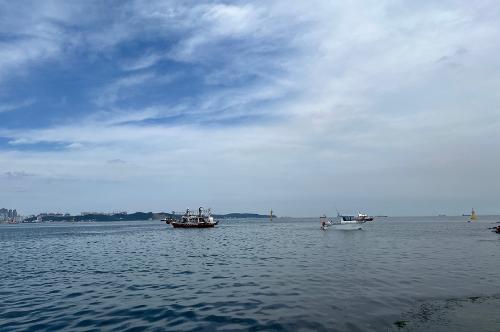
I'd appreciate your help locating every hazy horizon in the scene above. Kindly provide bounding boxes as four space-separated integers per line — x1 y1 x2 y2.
1 1 500 217
3 208 496 220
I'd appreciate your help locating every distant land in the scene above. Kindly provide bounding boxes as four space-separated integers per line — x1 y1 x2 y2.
23 212 275 223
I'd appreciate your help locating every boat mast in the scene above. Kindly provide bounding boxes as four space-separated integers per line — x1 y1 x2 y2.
270 209 273 221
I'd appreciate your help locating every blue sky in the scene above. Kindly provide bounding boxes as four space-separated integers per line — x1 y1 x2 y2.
1 1 500 216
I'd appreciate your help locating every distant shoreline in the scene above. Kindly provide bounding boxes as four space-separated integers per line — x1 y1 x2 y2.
22 212 275 223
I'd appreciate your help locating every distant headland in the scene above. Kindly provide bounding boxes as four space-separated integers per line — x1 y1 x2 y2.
22 211 276 223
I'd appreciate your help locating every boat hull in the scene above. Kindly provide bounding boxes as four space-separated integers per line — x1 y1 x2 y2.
171 222 216 228
330 223 363 230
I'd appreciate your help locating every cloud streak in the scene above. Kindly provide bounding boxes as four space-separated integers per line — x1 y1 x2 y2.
0 99 36 113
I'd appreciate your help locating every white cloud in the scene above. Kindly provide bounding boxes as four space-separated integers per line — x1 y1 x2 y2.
120 52 163 71
94 72 158 106
0 37 61 82
0 99 36 113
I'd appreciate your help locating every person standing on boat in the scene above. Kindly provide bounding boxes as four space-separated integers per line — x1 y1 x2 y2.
320 215 328 231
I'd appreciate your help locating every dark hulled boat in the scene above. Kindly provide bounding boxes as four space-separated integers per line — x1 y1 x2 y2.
172 221 217 228
171 207 218 228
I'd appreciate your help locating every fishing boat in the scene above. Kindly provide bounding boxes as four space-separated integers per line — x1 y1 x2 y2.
161 211 176 224
468 208 477 222
171 207 218 228
335 214 366 230
321 214 366 230
161 216 175 224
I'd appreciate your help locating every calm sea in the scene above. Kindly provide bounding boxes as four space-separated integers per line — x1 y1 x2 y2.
1 217 499 331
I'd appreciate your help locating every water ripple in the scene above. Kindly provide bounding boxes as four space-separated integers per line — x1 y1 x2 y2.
1 218 499 331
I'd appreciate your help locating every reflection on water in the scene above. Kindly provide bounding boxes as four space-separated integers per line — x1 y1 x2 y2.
0 217 499 331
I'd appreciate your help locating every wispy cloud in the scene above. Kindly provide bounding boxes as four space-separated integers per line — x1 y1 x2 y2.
120 52 164 71
107 159 126 164
94 72 160 107
3 171 35 179
0 99 36 113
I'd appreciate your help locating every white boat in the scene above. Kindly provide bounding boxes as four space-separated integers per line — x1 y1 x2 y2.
332 214 366 230
320 214 365 230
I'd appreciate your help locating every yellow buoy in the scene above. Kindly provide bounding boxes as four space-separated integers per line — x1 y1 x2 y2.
470 208 477 221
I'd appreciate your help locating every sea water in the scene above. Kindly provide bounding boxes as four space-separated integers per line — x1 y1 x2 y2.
1 217 499 331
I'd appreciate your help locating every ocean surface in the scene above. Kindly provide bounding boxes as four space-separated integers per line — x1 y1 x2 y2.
1 217 499 331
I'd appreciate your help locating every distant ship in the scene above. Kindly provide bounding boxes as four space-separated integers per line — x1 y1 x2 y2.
162 211 177 224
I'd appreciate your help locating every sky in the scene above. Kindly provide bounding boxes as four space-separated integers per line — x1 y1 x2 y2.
1 0 500 217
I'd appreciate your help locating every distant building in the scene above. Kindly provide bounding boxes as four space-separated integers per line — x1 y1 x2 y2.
0 208 7 221
0 208 19 221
